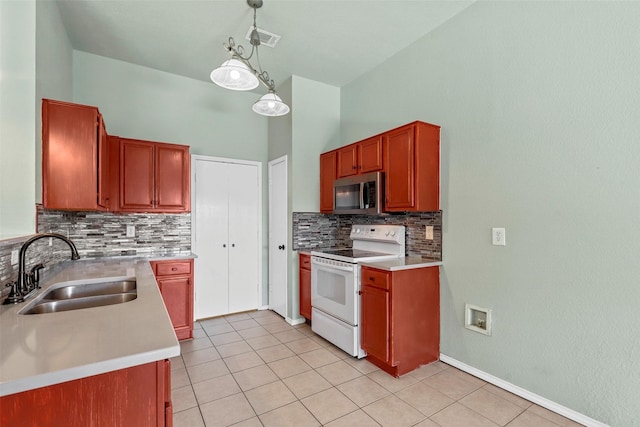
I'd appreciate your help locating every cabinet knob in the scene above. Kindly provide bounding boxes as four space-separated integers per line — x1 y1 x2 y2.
369 276 375 281
232 243 235 248
223 244 226 248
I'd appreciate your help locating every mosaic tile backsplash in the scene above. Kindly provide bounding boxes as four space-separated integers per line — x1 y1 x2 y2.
293 211 442 260
0 207 191 286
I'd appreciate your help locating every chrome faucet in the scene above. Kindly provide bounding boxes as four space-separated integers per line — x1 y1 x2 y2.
5 233 80 304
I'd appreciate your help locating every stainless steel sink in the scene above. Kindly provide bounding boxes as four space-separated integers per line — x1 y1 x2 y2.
43 279 136 300
19 277 138 315
21 293 137 314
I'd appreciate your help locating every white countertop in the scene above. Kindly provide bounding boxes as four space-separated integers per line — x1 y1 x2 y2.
0 257 181 397
360 256 443 271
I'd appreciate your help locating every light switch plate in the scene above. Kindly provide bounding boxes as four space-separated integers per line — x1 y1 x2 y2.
492 228 506 246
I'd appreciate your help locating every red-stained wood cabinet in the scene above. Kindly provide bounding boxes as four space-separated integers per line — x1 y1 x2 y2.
113 138 190 213
299 253 311 320
0 360 172 427
42 99 110 210
336 136 383 178
361 265 440 377
151 259 194 340
383 121 440 212
319 151 337 213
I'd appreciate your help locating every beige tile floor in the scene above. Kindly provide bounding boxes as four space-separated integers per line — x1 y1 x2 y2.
171 310 583 427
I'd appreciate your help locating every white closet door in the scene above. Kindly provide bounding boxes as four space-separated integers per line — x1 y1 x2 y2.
194 160 230 319
227 162 259 313
268 156 288 318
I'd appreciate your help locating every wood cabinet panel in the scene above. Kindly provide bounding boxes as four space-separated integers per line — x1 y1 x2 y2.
361 266 440 377
383 122 440 212
336 137 383 178
42 99 107 211
155 143 190 211
319 151 337 213
361 284 390 362
337 144 359 177
383 125 415 210
120 139 156 210
151 259 194 340
358 136 383 173
0 361 171 427
114 138 190 213
299 253 311 320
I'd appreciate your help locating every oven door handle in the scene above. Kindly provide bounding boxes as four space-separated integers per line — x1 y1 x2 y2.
312 259 355 273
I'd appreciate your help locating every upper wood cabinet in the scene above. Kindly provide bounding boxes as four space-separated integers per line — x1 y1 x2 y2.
336 136 383 178
383 121 440 212
113 137 190 213
319 151 337 213
42 99 110 210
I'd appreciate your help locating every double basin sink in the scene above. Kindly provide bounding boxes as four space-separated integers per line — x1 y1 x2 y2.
19 277 137 315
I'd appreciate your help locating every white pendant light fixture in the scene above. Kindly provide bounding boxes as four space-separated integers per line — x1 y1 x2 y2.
210 0 290 116
252 91 290 117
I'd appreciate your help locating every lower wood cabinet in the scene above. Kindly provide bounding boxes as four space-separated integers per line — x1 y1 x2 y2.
299 253 311 320
0 360 172 427
151 259 194 340
361 265 440 377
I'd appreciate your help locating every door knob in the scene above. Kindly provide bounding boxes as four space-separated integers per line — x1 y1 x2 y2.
278 244 285 250
223 244 226 248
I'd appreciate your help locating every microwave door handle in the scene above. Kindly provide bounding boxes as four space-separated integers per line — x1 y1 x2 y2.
362 181 370 208
360 182 366 209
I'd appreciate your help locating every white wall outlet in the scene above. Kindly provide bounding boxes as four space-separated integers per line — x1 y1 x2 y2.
425 225 434 240
492 227 506 246
10 250 19 266
126 225 136 238
465 303 492 335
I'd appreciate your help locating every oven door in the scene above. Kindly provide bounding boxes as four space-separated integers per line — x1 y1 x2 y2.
311 256 358 325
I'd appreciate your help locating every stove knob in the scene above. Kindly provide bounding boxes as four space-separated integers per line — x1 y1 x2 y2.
356 228 361 233
385 231 390 236
391 231 396 237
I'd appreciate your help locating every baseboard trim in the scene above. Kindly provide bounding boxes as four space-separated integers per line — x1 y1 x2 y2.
439 354 608 427
286 316 306 326
257 305 269 311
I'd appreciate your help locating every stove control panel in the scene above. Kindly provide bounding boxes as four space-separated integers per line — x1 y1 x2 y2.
350 224 405 244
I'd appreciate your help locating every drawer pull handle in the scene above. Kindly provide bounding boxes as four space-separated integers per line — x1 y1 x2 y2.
369 277 375 281
171 267 177 271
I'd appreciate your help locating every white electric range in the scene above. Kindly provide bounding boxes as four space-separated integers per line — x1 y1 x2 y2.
310 224 406 358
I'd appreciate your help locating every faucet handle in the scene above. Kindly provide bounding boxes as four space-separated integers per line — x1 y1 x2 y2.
29 263 45 288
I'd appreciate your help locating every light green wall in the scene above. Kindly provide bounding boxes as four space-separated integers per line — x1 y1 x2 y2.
35 0 73 204
0 0 36 239
342 2 640 425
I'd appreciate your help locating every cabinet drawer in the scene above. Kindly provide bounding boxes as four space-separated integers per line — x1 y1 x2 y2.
361 268 390 290
155 261 192 276
300 253 311 270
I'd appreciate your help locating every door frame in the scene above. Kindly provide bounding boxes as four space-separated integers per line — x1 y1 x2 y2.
191 155 263 317
268 155 288 320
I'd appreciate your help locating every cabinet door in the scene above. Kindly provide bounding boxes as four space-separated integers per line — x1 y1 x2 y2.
157 276 191 335
42 99 101 210
384 125 415 210
299 254 311 320
319 151 337 213
119 139 155 210
155 143 190 212
336 144 358 177
359 136 383 173
227 162 260 314
361 285 390 363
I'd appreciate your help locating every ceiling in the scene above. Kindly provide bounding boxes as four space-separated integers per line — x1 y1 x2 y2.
56 0 474 90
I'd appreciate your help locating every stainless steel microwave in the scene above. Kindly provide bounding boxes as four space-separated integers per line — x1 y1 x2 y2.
333 172 383 215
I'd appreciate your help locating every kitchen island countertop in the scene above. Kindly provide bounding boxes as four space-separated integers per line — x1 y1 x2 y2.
0 257 180 397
